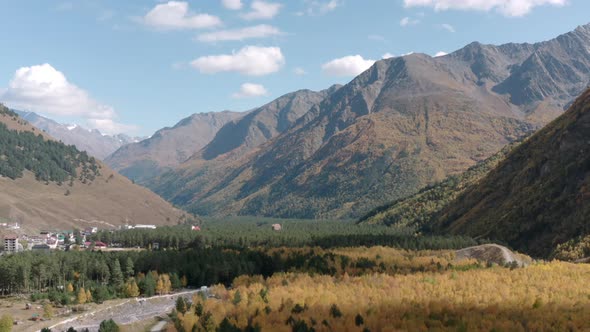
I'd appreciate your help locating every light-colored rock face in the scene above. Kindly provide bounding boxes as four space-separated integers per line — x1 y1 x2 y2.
455 244 531 266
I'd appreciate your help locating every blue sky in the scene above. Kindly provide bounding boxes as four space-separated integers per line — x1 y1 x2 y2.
0 0 588 135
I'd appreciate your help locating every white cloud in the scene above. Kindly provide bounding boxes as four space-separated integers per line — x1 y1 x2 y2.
293 67 307 75
382 53 395 59
402 51 415 56
142 1 222 30
241 1 282 20
322 55 376 77
304 0 341 15
400 16 420 26
191 46 285 76
232 83 268 98
434 51 448 57
222 0 243 10
196 24 283 42
440 23 455 32
0 64 134 134
86 119 138 135
403 0 567 17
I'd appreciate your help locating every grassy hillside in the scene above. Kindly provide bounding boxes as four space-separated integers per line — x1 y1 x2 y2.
432 88 590 257
358 141 520 229
0 105 193 233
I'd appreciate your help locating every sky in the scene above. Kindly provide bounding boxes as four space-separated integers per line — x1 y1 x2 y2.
0 0 589 136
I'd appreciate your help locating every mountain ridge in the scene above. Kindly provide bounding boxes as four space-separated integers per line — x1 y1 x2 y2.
0 104 193 233
148 23 590 220
105 110 244 183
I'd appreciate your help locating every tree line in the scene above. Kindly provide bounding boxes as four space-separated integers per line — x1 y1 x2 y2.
88 218 480 250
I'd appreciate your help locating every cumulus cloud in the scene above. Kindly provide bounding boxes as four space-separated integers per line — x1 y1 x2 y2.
232 83 268 98
434 51 448 57
293 67 307 75
303 0 341 15
382 53 396 59
440 23 455 32
0 64 135 134
86 119 138 135
191 46 285 76
400 16 420 26
142 1 222 30
322 55 376 77
241 1 282 20
196 24 283 42
222 0 243 10
403 0 567 17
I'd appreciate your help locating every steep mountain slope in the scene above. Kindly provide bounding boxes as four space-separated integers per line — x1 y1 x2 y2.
105 111 243 183
152 87 341 205
199 86 341 161
0 105 193 233
16 110 142 159
154 23 590 219
432 87 590 258
357 141 520 229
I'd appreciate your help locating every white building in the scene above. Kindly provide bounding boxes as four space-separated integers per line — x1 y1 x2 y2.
134 225 157 230
3 235 18 252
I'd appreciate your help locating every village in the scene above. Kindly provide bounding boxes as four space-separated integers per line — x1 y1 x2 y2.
0 223 161 254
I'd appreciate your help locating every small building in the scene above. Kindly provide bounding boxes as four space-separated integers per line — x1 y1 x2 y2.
84 241 108 249
83 227 98 235
135 224 157 230
271 224 282 231
3 235 18 252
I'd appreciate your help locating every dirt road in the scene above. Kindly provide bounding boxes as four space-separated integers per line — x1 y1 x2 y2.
44 290 200 332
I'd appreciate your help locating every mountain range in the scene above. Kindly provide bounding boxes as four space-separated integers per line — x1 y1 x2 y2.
105 111 243 184
0 105 192 233
15 111 144 160
131 23 590 219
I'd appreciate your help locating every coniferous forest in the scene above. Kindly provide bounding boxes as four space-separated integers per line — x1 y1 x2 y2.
0 107 100 184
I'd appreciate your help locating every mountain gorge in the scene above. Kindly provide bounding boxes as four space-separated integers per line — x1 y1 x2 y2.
143 24 590 220
0 105 192 233
16 111 143 160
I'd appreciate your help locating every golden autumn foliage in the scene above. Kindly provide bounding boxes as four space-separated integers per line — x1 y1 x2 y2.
125 278 140 297
77 287 87 304
175 259 590 331
156 274 172 295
